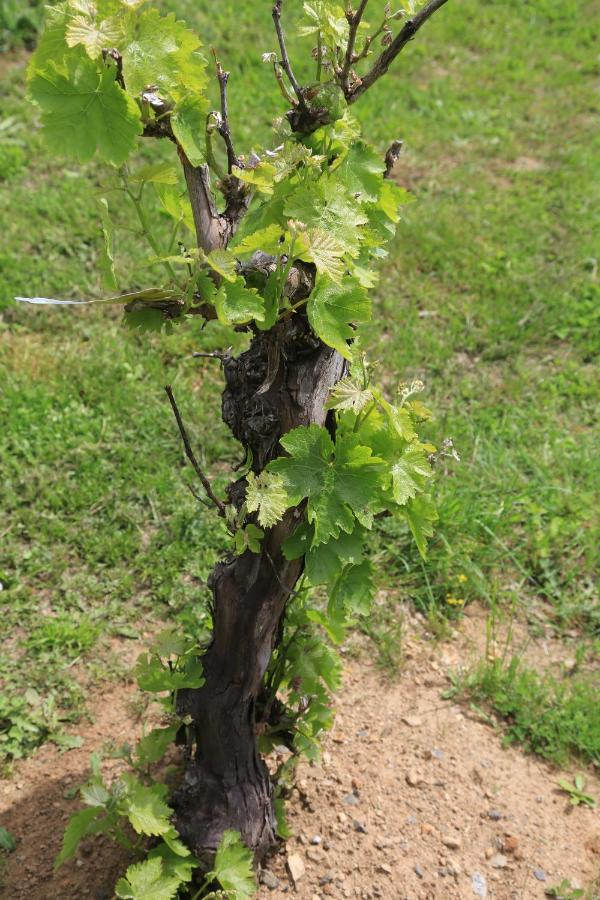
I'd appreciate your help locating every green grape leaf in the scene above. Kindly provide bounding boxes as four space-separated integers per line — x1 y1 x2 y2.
231 223 284 256
124 308 165 332
284 178 367 257
295 228 346 282
373 390 417 442
80 780 111 808
211 830 256 899
55 806 103 868
305 524 364 586
29 53 142 165
325 378 373 413
130 162 179 185
27 3 70 76
115 857 182 900
171 93 208 167
269 424 334 507
206 249 237 282
147 844 196 884
98 197 117 290
270 427 381 545
135 725 179 767
308 434 382 544
232 161 277 194
215 277 265 325
405 494 438 558
122 9 207 101
329 560 374 616
134 653 204 692
66 15 122 59
337 140 385 203
391 444 433 505
256 272 280 332
378 179 413 222
245 472 289 528
150 627 190 658
234 523 264 555
154 183 194 232
308 276 371 360
282 520 312 560
299 1 349 48
305 606 347 644
120 774 173 837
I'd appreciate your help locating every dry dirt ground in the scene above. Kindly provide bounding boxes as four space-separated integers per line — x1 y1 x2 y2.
1 611 598 900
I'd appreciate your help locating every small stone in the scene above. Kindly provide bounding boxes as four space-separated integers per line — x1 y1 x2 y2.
343 792 360 806
502 834 519 855
319 873 334 886
407 815 418 826
378 864 392 875
487 809 502 821
490 854 508 869
260 870 280 890
471 872 487 898
484 847 494 860
432 748 444 759
402 715 423 727
420 823 436 836
406 770 423 787
353 819 368 834
442 835 461 850
311 835 322 845
533 869 546 882
414 864 424 879
287 853 306 886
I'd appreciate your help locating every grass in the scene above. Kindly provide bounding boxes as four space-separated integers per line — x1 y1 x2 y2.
449 654 600 768
0 0 599 765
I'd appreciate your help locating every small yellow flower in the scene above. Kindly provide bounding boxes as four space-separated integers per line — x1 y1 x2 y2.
456 574 468 584
446 596 465 607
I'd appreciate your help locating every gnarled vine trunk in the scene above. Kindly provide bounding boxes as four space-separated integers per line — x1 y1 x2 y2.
173 316 345 860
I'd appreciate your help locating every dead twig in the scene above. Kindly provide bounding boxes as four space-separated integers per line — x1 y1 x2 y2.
165 385 227 516
341 0 370 92
349 0 449 102
213 52 240 173
272 0 307 108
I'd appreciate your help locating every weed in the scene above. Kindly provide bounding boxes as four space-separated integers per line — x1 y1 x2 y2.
545 880 584 899
454 656 600 767
557 775 597 809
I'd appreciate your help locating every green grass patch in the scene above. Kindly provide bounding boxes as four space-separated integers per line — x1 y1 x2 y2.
451 655 600 768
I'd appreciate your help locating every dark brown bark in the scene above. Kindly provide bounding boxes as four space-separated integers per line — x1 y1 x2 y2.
172 316 345 860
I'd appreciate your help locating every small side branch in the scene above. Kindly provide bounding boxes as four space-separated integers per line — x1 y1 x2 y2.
272 0 306 108
165 385 227 517
349 0 449 102
341 0 370 92
214 55 240 173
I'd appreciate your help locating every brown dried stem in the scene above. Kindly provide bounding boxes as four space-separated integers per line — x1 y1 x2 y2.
165 385 227 516
348 0 449 102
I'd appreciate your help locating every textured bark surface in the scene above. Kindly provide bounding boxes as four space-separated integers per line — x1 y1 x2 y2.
172 316 345 860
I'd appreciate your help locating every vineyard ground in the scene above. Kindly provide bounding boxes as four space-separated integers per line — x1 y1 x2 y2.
0 614 598 898
0 0 598 894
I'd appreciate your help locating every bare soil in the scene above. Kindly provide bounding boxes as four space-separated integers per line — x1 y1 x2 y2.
1 612 597 900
